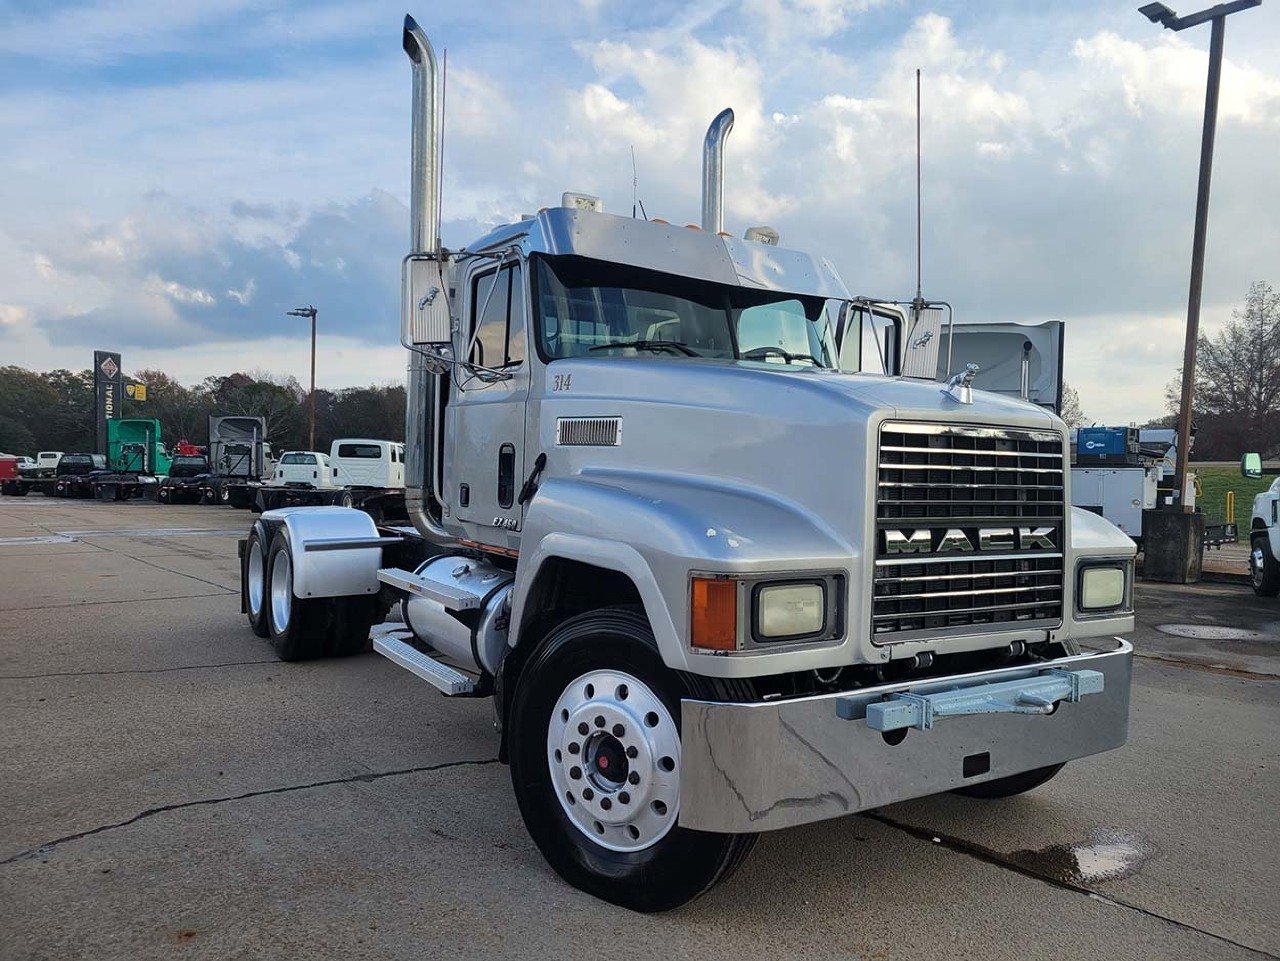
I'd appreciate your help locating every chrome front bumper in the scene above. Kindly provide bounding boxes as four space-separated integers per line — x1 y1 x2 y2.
678 639 1132 833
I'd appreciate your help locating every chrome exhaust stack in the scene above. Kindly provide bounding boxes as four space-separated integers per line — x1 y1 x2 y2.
404 14 440 256
700 108 734 233
402 14 451 543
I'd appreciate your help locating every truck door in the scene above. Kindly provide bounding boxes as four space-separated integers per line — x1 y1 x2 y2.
447 258 528 532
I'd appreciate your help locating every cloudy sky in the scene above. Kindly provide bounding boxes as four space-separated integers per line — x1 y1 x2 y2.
1 0 1276 423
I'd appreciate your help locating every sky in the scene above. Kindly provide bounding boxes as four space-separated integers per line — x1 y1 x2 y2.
0 0 1276 424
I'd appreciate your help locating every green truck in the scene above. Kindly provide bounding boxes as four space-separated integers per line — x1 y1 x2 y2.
87 418 172 501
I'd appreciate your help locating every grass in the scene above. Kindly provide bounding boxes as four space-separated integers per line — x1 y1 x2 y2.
1193 463 1272 524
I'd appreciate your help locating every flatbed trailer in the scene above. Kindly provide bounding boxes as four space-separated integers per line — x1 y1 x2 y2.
254 483 406 521
0 476 57 497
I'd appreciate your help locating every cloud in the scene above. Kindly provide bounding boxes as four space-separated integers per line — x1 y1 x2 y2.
25 191 405 349
1 0 1277 429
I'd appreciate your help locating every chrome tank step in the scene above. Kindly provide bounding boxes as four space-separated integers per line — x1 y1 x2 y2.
378 557 511 612
372 630 475 695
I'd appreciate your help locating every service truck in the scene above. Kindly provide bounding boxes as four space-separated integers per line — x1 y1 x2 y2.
255 440 406 520
1242 453 1279 596
237 16 1137 912
19 451 63 479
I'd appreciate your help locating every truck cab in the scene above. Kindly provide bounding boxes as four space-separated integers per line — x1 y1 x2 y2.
1242 453 1279 596
19 451 63 478
237 15 1138 913
270 451 334 488
329 439 405 489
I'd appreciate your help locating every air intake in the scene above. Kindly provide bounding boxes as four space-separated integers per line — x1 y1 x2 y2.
556 417 622 447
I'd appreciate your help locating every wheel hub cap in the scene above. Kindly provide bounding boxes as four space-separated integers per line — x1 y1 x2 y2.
547 669 679 852
247 540 264 617
270 549 292 631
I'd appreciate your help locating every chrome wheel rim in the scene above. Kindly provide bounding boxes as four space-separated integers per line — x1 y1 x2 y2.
1252 545 1266 589
247 538 265 619
270 548 292 632
547 670 680 852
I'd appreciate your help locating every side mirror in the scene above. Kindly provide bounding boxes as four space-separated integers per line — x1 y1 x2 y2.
1241 452 1263 479
402 256 452 345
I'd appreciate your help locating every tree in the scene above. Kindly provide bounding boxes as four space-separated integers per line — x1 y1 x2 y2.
1166 281 1280 459
1059 382 1088 428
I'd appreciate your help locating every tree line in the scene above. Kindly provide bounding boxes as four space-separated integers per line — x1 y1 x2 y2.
0 367 405 456
1 281 1273 460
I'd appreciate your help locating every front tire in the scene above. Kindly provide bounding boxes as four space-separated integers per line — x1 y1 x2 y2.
265 527 330 661
1251 536 1280 597
952 763 1065 799
508 607 756 912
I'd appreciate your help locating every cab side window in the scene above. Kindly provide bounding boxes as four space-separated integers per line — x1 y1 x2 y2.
470 261 526 369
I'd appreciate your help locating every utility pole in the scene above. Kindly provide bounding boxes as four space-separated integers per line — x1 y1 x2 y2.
286 305 319 450
1138 0 1261 510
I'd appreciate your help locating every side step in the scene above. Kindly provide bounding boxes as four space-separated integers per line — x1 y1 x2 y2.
377 566 483 611
372 630 475 696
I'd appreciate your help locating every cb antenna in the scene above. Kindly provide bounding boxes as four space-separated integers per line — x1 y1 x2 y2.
914 67 922 306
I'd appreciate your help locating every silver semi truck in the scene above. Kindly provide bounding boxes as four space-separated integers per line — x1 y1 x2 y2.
238 15 1137 912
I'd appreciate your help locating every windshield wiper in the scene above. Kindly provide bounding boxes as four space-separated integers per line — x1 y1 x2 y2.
588 340 701 357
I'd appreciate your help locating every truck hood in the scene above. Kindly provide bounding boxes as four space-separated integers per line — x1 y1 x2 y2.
546 357 1059 430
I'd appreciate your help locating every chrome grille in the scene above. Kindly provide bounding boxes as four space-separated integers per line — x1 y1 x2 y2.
873 422 1066 639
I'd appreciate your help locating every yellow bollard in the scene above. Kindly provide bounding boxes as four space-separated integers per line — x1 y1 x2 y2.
1226 490 1235 525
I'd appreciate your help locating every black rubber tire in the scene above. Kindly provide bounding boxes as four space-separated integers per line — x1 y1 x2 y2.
328 595 379 656
157 486 170 504
265 526 331 661
508 607 757 913
952 763 1066 799
339 491 354 509
202 486 217 505
219 484 232 505
1251 535 1280 598
242 522 272 639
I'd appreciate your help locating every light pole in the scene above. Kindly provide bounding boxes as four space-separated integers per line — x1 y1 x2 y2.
286 305 318 450
1138 0 1261 510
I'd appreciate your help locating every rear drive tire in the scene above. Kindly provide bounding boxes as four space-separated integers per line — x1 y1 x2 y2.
243 522 272 638
202 487 217 505
265 527 330 661
1251 535 1280 597
508 607 757 912
329 595 379 656
219 484 231 505
952 763 1065 799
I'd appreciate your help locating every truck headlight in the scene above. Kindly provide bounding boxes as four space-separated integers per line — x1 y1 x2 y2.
1077 563 1130 613
754 581 826 640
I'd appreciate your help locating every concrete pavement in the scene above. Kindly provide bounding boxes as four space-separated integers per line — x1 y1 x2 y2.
1 496 1276 960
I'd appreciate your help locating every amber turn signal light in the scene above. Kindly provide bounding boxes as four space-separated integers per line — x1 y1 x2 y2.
690 577 737 651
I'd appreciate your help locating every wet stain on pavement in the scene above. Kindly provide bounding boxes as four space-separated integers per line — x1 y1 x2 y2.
1008 828 1156 885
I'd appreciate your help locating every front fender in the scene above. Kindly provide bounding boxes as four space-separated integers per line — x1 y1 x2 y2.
513 470 856 677
1066 506 1136 639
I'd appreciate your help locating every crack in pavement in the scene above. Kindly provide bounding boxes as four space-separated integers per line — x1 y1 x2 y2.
1 757 501 867
865 811 1278 960
1 592 232 614
0 658 279 680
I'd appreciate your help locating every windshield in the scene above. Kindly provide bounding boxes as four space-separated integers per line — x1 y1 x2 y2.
534 256 838 367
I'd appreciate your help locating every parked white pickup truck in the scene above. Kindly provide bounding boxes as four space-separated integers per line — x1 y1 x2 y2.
1242 453 1279 596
